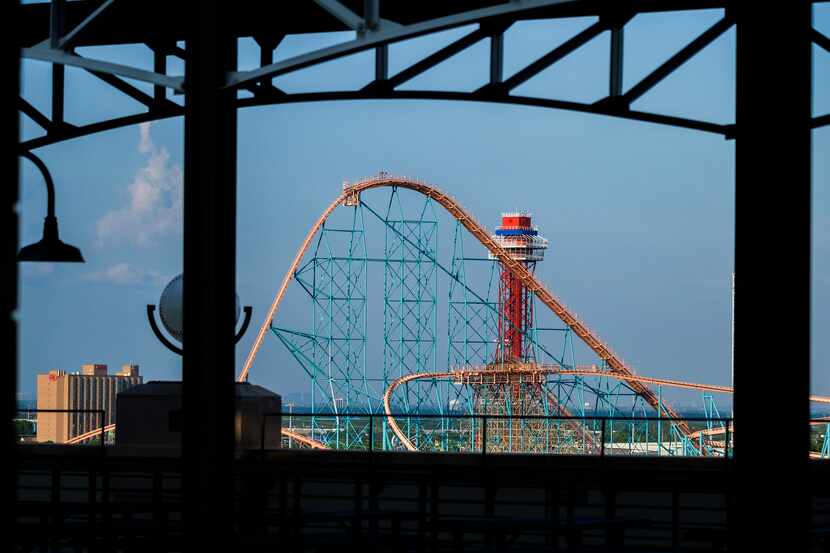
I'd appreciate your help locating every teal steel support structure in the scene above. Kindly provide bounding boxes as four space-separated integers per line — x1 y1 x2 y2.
270 187 725 455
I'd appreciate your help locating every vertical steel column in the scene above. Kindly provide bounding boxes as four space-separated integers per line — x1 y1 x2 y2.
49 0 65 125
490 32 504 85
609 25 623 98
364 0 379 30
375 45 389 81
183 3 237 550
5 3 20 549
153 48 166 103
364 0 387 81
734 3 811 550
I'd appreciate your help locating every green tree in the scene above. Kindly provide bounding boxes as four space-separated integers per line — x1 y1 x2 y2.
14 419 35 438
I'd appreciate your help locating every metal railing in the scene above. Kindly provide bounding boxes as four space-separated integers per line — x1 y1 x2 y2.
15 408 107 453
263 412 736 458
14 409 828 460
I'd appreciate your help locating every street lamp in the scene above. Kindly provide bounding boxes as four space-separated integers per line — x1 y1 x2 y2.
17 151 84 263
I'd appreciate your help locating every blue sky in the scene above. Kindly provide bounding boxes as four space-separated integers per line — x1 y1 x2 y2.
16 7 830 409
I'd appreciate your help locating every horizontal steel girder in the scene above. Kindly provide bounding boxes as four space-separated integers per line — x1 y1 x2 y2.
16 1 830 151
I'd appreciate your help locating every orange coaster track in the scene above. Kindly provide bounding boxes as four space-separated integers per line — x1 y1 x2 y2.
240 174 696 437
381 364 830 450
64 423 328 449
65 423 116 445
238 174 830 451
281 428 328 449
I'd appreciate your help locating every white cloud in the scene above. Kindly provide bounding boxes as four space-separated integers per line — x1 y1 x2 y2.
85 262 169 286
138 122 153 154
96 122 182 247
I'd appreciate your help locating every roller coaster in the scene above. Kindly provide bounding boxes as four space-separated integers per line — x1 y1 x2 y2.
238 174 830 457
66 174 828 455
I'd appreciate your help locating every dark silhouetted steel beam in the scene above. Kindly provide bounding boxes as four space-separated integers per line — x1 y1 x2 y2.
49 0 64 125
153 47 166 103
490 31 504 85
494 21 606 92
5 4 20 551
236 89 729 136
87 66 176 109
622 16 733 106
18 97 52 132
16 1 743 49
813 28 830 54
58 0 115 50
182 3 237 551
609 24 624 97
365 27 488 91
375 44 388 80
734 3 811 551
20 105 181 151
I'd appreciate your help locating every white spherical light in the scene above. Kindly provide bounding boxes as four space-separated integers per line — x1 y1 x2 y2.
158 273 241 343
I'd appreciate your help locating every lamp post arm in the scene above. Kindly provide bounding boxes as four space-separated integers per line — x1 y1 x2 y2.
20 151 56 218
147 305 184 355
235 306 253 344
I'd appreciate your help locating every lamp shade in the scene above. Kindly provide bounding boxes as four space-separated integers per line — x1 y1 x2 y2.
17 216 84 263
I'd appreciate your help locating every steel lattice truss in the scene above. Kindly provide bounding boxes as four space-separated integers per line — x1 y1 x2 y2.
16 0 830 152
271 181 722 455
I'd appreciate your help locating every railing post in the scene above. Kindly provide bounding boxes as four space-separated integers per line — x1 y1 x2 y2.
600 417 606 458
369 414 374 453
482 415 487 456
725 419 731 461
99 409 106 454
657 387 662 456
260 414 266 454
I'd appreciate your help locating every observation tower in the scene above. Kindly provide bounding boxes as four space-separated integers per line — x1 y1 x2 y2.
473 213 565 452
489 212 549 362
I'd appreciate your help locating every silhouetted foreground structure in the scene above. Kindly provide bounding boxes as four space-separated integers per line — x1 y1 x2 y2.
13 445 830 551
116 381 281 452
9 1 823 551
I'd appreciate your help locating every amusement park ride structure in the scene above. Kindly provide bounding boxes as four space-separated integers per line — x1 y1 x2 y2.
239 174 830 456
241 174 701 453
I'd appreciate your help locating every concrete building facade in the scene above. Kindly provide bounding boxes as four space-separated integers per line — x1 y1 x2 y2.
36 364 143 443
